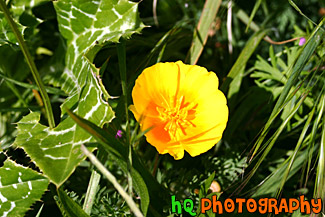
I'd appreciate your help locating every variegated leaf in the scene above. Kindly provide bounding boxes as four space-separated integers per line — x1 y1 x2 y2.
14 0 144 186
0 0 46 45
14 72 114 186
9 0 47 18
0 159 49 217
0 13 25 45
50 0 145 92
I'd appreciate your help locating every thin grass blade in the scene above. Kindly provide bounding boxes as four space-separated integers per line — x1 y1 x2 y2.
245 0 262 32
80 145 144 217
239 93 308 193
251 17 325 158
83 170 101 215
0 72 67 96
276 103 316 198
220 29 268 92
188 0 221 65
314 95 325 199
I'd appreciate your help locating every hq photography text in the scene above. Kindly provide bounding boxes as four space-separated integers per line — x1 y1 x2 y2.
171 195 322 216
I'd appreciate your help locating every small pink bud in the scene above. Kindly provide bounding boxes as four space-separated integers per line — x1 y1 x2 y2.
115 130 122 138
299 37 306 46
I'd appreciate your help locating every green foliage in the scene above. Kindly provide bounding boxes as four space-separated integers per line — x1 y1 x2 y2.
0 0 324 216
188 0 221 65
0 158 49 217
51 0 145 92
221 29 268 93
55 188 90 217
196 172 221 217
14 111 100 186
0 44 31 150
247 18 324 192
12 0 148 187
0 13 24 45
66 108 167 215
1 0 148 215
90 190 132 217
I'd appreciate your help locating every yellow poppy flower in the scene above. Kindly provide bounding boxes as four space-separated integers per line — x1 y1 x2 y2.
130 61 228 160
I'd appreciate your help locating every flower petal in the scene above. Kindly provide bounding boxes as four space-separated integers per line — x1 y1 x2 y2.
130 61 228 160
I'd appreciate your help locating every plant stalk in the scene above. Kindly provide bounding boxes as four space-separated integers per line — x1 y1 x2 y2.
83 170 101 215
0 0 55 129
81 145 143 217
117 40 133 195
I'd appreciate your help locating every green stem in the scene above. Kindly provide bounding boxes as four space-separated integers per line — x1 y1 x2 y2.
4 80 28 107
83 170 101 215
0 72 67 96
288 0 317 26
117 40 132 195
81 145 143 217
315 95 325 199
0 0 55 129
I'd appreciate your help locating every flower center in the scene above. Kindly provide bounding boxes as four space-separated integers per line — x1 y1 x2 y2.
156 96 196 140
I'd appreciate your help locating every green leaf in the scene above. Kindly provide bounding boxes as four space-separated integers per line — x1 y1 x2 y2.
252 55 287 84
0 159 49 217
0 0 56 128
51 0 145 92
13 0 145 187
9 0 47 19
203 172 215 194
227 66 244 110
82 170 100 215
0 44 29 82
251 17 325 158
188 0 221 65
196 172 221 217
66 110 149 215
220 29 268 93
0 13 24 45
13 87 112 187
236 8 260 32
245 0 262 32
251 46 314 109
0 0 46 45
315 95 325 199
252 145 312 197
287 0 317 26
270 18 324 119
56 188 90 217
0 44 30 109
35 204 44 217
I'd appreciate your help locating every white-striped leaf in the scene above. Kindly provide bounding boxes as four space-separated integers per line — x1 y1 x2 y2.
14 0 144 186
0 159 49 217
0 0 46 45
14 72 114 186
50 0 145 92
